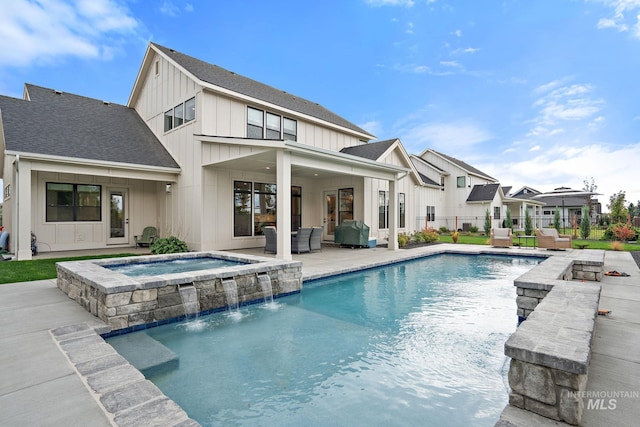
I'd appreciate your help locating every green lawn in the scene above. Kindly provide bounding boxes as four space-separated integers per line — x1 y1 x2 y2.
438 234 640 251
0 254 138 284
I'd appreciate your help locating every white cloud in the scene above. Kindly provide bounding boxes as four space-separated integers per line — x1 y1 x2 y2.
440 60 461 68
160 1 180 16
366 0 415 7
359 120 384 137
528 81 604 136
451 47 480 55
485 142 640 206
394 63 431 73
0 0 139 68
399 121 493 152
406 22 415 34
593 0 640 38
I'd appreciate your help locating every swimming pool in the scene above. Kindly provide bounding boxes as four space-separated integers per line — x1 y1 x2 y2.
107 254 541 426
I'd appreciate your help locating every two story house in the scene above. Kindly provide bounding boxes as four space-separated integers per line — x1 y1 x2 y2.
0 43 439 260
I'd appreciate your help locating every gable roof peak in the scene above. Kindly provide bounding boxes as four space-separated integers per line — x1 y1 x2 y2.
423 148 496 181
145 43 374 139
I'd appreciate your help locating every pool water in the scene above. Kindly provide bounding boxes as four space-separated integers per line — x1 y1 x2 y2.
105 256 244 277
108 254 540 426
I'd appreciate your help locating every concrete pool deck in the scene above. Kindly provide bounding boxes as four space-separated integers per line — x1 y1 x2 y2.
1 244 638 426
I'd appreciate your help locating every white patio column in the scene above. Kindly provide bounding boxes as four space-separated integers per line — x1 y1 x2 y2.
14 157 33 260
276 149 292 260
388 179 399 250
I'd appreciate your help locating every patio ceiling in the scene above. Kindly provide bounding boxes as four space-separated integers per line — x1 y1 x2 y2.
199 137 409 181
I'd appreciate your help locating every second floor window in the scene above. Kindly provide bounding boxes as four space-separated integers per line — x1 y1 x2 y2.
247 107 297 141
164 97 195 132
247 107 264 138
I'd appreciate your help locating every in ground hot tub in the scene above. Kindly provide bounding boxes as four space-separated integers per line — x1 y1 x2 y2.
56 251 302 332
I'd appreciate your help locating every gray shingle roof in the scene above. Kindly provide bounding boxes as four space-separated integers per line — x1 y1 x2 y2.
416 171 439 186
152 43 373 138
534 195 590 207
467 183 500 202
430 149 496 181
339 139 396 160
0 84 180 169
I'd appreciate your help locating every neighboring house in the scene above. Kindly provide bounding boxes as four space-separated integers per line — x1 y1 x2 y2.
414 149 505 231
526 187 600 231
0 43 433 260
341 138 440 237
503 186 545 230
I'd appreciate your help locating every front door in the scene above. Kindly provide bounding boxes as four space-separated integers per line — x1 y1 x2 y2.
323 191 336 241
108 189 128 245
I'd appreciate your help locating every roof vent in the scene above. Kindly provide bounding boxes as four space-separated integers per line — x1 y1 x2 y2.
53 89 63 95
103 101 110 105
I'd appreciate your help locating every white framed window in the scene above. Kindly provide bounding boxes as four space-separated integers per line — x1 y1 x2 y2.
266 113 281 139
284 117 297 141
164 97 195 132
247 107 264 138
247 107 297 141
184 97 195 122
457 176 466 188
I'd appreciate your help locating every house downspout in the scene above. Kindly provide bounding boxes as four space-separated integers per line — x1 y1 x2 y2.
14 154 19 256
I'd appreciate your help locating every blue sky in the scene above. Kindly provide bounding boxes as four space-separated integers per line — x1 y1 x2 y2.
1 0 639 207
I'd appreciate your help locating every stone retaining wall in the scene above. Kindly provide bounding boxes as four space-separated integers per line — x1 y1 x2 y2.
56 252 303 332
498 250 604 426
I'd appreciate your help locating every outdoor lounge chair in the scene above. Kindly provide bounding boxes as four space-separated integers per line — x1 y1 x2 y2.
0 231 9 253
536 228 572 250
134 226 158 248
291 227 312 254
490 228 512 247
263 226 277 254
309 227 323 252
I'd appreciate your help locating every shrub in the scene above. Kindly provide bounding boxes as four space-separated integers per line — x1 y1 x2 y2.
418 228 440 243
553 208 561 232
398 233 409 248
150 236 189 254
524 209 533 236
612 224 636 241
603 223 636 241
439 226 449 233
610 240 624 251
505 209 513 230
469 225 479 233
484 209 491 236
580 205 591 239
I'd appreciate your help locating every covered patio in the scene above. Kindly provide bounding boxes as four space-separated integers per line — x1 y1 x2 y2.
199 136 411 259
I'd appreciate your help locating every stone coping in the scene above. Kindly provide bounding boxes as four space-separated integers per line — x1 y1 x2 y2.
508 250 604 374
515 250 605 291
56 251 302 293
51 323 200 427
506 281 601 374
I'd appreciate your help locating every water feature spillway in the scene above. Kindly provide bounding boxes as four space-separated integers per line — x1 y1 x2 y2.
257 274 274 303
178 284 199 319
221 279 239 312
